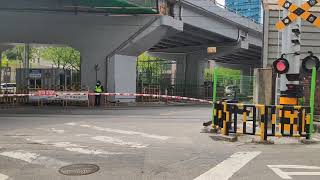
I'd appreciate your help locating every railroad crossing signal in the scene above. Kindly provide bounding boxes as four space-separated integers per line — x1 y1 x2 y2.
276 0 320 30
273 55 290 74
302 51 320 73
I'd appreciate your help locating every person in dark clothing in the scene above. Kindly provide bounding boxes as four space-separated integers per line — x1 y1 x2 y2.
94 80 104 106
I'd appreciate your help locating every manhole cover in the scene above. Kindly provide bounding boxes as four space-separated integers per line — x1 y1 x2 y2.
59 164 100 176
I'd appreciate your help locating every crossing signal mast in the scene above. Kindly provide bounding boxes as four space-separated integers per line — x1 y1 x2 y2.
277 0 302 105
274 0 320 105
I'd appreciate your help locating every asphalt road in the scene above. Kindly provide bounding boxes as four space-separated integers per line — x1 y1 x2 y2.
0 106 320 180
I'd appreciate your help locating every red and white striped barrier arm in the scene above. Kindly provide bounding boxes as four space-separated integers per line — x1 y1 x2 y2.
0 92 212 104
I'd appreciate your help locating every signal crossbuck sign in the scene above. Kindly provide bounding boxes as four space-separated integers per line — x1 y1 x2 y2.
276 0 320 30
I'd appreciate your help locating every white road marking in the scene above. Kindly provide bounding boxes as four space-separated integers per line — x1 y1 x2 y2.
92 136 148 148
268 165 320 179
0 150 68 169
194 151 261 180
160 109 200 116
0 173 8 180
25 138 121 156
160 111 176 116
0 150 38 163
65 122 170 140
65 147 119 155
65 122 76 126
49 141 85 148
51 128 65 134
36 128 65 134
76 134 89 137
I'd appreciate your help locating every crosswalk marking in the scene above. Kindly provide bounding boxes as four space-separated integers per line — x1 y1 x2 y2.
268 165 320 179
92 136 148 148
65 122 170 140
0 150 68 169
0 122 173 174
25 138 122 157
0 173 8 180
194 151 261 180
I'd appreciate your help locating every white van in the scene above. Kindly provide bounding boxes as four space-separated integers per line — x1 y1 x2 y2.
0 83 16 94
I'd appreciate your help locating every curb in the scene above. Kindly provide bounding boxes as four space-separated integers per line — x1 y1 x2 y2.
210 134 238 142
300 139 320 144
251 138 275 145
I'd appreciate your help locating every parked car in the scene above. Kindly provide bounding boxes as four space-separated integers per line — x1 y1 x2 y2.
225 85 240 96
0 83 16 94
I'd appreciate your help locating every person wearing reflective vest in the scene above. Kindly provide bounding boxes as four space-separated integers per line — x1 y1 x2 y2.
94 80 104 106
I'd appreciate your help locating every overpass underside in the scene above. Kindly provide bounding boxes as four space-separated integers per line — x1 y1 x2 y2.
0 0 262 102
0 0 159 14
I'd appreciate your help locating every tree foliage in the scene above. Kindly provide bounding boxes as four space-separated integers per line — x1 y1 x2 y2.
3 46 24 61
42 47 80 70
137 52 171 84
30 47 42 63
204 67 241 83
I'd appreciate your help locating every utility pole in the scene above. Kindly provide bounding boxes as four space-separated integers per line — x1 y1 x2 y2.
94 64 100 83
23 44 30 88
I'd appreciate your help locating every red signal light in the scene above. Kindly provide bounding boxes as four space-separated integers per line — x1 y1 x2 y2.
276 61 286 71
273 57 289 74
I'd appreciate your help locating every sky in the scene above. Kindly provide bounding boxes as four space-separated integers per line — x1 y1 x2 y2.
216 0 225 6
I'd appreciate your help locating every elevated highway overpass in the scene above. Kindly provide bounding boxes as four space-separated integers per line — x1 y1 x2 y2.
0 0 262 100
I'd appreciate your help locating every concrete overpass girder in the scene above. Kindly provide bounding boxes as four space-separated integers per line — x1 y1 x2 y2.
0 11 159 94
118 16 183 56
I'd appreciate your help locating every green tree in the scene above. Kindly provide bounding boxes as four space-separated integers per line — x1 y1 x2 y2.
137 52 170 84
3 46 24 61
42 47 80 70
204 67 241 82
30 47 42 64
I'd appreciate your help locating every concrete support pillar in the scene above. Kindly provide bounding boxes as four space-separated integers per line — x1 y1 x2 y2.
80 48 107 91
176 54 207 98
185 55 207 86
175 55 187 86
107 54 136 102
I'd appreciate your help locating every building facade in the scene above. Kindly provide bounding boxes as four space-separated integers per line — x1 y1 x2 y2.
225 0 261 23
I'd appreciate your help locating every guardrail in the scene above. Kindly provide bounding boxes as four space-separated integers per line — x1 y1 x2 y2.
208 101 312 141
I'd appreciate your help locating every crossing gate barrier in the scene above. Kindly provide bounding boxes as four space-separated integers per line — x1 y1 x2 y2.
0 92 212 108
212 101 312 141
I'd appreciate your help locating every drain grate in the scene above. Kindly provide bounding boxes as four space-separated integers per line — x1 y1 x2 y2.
59 164 100 176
